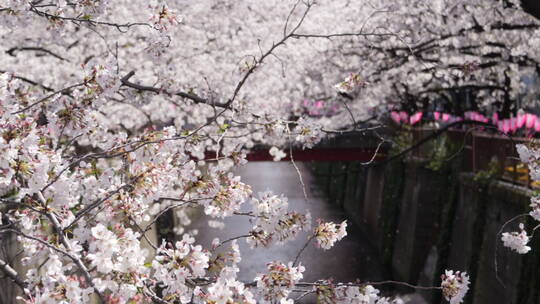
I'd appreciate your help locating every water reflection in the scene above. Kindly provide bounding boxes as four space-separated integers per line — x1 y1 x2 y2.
184 162 387 301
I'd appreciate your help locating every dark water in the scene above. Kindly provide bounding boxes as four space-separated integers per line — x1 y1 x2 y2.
185 162 387 293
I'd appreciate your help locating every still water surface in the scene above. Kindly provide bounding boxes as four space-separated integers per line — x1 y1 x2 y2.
185 162 388 301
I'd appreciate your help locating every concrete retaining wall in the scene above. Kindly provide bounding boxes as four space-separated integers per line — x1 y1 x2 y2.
312 156 540 304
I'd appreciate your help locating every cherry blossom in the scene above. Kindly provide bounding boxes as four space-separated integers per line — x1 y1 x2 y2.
530 196 540 221
314 220 348 250
501 223 532 254
441 270 470 304
247 191 311 248
254 261 304 304
269 146 286 162
0 0 536 302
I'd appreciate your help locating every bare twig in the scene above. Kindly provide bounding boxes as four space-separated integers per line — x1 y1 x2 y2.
6 46 70 62
293 235 314 267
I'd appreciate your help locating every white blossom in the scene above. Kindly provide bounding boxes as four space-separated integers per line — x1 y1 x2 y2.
314 220 348 250
269 146 286 162
501 223 532 254
530 196 540 221
516 144 532 164
441 270 470 304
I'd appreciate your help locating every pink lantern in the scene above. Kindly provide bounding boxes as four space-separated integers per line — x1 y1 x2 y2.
503 119 510 134
399 111 409 122
391 111 401 124
526 113 537 129
517 114 526 128
410 112 423 125
492 112 499 124
510 117 517 133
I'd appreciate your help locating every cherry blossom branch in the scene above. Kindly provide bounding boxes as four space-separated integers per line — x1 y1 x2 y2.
293 235 315 267
1 228 105 301
143 289 169 304
120 71 230 109
63 181 141 232
129 216 158 250
11 82 85 114
141 200 198 236
291 31 400 39
287 125 309 201
363 280 442 290
283 0 302 37
6 46 70 62
35 192 106 302
213 234 251 250
0 70 55 92
225 0 314 108
494 213 530 288
28 5 151 32
0 257 29 294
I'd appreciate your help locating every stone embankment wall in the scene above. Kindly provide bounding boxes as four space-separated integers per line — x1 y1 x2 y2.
310 148 540 304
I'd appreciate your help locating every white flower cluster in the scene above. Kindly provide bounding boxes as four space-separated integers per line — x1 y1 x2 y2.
530 196 540 221
332 284 403 304
3 0 540 302
84 57 121 98
194 241 257 304
247 191 311 248
254 261 305 304
294 118 324 149
334 73 368 94
516 144 540 180
314 220 348 250
516 144 533 164
195 168 252 218
91 224 148 273
148 2 181 33
145 1 181 61
501 223 532 254
152 234 210 302
501 144 540 255
441 270 470 304
269 146 286 162
23 254 95 303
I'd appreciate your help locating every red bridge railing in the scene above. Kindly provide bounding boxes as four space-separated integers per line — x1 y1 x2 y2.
245 147 386 162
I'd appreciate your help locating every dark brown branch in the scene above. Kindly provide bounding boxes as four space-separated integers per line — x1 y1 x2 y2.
120 71 230 109
6 47 70 62
11 82 85 114
0 70 55 92
29 5 151 33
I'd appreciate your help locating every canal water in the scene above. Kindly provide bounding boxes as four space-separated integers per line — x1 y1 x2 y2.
184 161 404 301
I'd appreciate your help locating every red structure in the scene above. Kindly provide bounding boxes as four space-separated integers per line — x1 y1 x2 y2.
246 147 386 162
